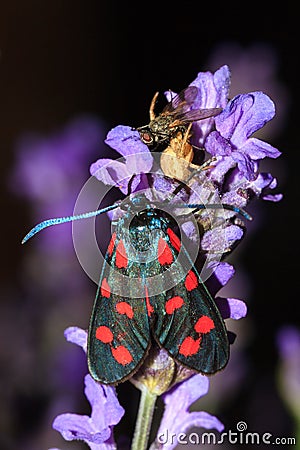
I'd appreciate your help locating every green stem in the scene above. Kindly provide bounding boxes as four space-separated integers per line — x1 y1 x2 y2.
131 386 157 450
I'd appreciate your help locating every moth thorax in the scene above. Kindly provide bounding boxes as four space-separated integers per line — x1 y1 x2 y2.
128 210 165 253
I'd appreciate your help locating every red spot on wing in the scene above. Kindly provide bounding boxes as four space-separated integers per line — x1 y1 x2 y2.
179 336 201 357
158 237 174 266
96 326 113 344
194 316 215 334
145 285 154 317
185 270 198 291
111 345 133 365
107 232 116 256
101 278 111 298
165 296 184 314
115 240 128 268
116 301 134 319
167 228 181 252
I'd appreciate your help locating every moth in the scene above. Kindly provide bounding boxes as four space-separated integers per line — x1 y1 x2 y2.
22 182 251 385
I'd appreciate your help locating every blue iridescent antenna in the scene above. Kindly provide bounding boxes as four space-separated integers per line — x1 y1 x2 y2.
164 159 252 221
22 202 121 244
172 203 252 221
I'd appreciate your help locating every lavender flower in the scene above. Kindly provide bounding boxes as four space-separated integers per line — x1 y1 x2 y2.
90 126 153 194
52 327 124 450
84 65 281 450
22 65 281 450
150 375 223 450
166 65 230 147
205 91 280 180
206 261 247 320
90 66 281 258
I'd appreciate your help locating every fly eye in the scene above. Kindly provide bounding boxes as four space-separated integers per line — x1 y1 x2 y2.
140 130 154 144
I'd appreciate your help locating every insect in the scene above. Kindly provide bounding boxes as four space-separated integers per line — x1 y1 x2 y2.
137 86 222 150
87 198 229 384
22 182 251 385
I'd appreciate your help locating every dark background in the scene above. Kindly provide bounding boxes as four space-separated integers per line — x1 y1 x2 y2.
1 2 299 450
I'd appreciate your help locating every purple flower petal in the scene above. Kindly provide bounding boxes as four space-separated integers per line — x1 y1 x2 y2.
201 225 244 252
86 375 124 427
90 158 138 194
181 221 198 241
191 65 230 110
205 131 233 157
53 329 124 449
205 92 280 180
213 261 235 285
166 67 230 148
64 326 87 352
250 171 274 189
90 125 153 194
190 65 231 145
53 374 124 449
179 410 224 435
262 193 283 202
205 261 236 299
215 92 275 144
231 151 256 180
209 156 236 184
153 375 223 449
53 412 111 444
221 169 282 203
241 137 281 160
104 125 149 157
211 65 231 108
164 373 209 408
216 297 247 320
105 126 153 173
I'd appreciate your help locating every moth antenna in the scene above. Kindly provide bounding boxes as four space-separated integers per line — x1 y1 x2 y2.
170 157 217 198
173 203 252 221
22 202 121 244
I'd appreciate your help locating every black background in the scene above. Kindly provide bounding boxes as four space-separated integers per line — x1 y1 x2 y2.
1 2 299 450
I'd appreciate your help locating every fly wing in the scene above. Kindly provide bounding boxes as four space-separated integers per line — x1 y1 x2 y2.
173 107 222 123
162 86 199 115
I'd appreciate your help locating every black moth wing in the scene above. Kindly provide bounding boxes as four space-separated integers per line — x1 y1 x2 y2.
87 228 152 384
87 209 185 384
151 228 229 374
